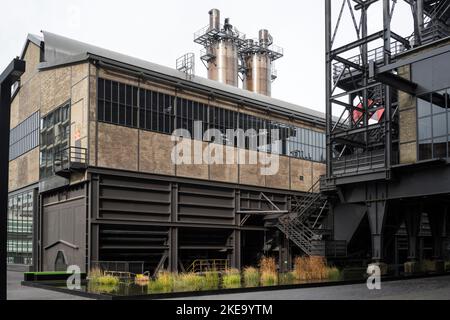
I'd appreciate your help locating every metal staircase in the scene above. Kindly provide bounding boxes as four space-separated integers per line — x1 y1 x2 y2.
276 179 346 257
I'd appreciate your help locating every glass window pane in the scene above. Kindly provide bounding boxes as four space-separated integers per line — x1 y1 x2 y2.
433 136 447 158
432 90 447 113
433 113 447 137
418 98 431 118
418 117 432 140
419 140 432 160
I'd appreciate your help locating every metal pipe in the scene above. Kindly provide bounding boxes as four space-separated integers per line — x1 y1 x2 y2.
209 8 220 30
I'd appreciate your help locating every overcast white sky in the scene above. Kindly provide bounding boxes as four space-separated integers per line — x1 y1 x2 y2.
0 0 415 114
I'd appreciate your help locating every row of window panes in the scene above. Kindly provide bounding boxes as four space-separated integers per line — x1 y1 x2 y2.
7 190 34 265
417 89 450 118
418 89 450 161
97 78 326 163
39 103 71 178
9 112 40 160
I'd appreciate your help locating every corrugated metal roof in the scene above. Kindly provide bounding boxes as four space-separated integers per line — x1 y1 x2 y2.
38 31 326 121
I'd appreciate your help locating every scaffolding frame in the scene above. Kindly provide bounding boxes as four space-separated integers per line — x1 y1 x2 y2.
325 0 450 185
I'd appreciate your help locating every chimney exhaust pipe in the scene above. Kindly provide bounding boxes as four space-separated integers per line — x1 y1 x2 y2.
209 9 220 30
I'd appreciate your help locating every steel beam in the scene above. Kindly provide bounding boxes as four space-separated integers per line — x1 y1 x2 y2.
354 0 380 10
330 31 383 56
369 61 418 95
0 58 25 301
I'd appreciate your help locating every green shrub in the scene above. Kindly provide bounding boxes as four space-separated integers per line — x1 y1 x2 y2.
420 260 432 272
173 273 206 292
204 271 220 290
261 271 278 286
148 272 174 293
92 275 120 286
243 267 260 287
279 272 295 285
445 261 450 272
327 267 342 281
222 269 241 289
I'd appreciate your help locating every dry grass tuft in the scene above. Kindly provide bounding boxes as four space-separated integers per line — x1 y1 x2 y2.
293 256 337 281
243 267 260 287
259 256 278 285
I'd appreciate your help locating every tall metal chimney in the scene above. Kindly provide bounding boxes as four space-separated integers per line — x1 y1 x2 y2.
194 9 245 87
242 29 283 97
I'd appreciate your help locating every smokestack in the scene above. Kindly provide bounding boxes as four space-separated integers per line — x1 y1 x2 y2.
209 9 220 30
195 9 241 87
242 29 283 97
195 9 283 93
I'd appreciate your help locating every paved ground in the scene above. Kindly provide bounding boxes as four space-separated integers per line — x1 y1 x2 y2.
169 275 450 300
7 271 90 300
7 271 450 300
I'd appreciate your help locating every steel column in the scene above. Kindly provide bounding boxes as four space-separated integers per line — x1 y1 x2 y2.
383 0 392 168
404 206 422 261
367 200 387 262
325 0 332 177
428 206 446 259
169 227 178 273
0 59 25 300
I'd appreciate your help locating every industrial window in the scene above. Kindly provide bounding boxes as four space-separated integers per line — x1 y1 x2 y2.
417 89 450 161
97 78 326 163
7 189 34 265
39 103 71 178
9 111 40 161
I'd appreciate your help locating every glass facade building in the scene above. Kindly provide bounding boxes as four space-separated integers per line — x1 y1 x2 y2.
418 88 450 161
7 189 34 265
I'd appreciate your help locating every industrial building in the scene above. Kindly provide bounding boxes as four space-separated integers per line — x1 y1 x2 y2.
4 1 450 276
5 9 333 274
323 0 450 273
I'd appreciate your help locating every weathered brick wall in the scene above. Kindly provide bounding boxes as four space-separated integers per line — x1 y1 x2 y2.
8 40 91 192
398 64 417 164
92 67 326 192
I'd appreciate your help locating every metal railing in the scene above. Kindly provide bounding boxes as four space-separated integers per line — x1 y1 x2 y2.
53 146 88 171
90 261 145 276
332 39 409 81
194 24 246 45
332 149 385 175
186 259 229 273
420 21 450 44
